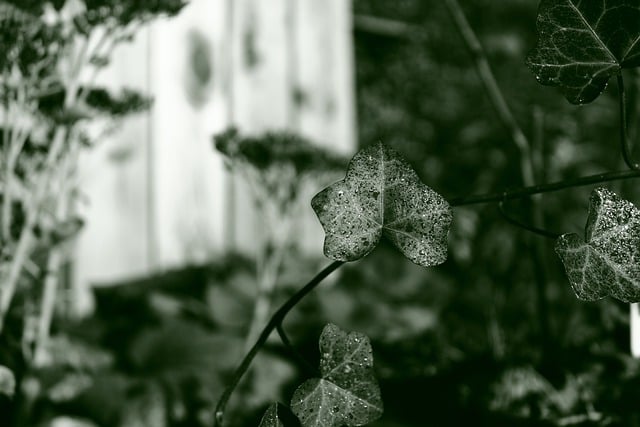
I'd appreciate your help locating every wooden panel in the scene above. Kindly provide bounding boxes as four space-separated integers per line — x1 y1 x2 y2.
73 31 152 314
73 0 356 312
148 0 229 267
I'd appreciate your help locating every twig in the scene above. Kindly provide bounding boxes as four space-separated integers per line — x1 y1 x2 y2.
445 0 535 188
526 106 553 348
214 260 344 427
2 88 13 241
33 138 76 366
448 169 640 206
497 200 560 239
353 14 424 40
0 126 67 333
276 322 317 376
77 29 116 104
618 74 640 170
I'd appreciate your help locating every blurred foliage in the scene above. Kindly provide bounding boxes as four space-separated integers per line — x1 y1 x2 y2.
4 0 640 426
351 0 640 426
214 127 345 215
214 128 345 178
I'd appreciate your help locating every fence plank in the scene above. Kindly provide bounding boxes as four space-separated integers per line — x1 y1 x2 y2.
73 0 356 313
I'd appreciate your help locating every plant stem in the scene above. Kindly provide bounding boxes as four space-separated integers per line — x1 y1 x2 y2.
446 0 556 348
2 100 13 242
276 322 317 376
445 0 535 187
214 260 344 427
0 126 67 333
449 169 640 207
618 74 640 170
497 201 559 239
244 244 284 351
33 139 76 366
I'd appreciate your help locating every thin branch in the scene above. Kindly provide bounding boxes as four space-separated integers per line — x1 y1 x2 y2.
618 74 640 170
2 88 14 241
276 322 317 376
445 0 535 188
0 126 67 333
498 200 560 239
77 29 116 104
214 260 344 427
34 137 76 366
353 14 424 40
526 106 552 348
449 169 640 207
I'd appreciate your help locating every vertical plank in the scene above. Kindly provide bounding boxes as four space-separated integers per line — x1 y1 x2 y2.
228 0 356 255
73 31 152 314
294 0 357 253
149 0 228 267
73 0 357 309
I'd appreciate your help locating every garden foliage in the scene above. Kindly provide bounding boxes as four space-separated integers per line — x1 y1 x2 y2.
4 0 640 426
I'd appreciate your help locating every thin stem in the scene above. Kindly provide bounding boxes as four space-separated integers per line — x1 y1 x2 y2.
276 322 317 376
618 74 640 170
0 126 67 333
498 201 560 239
243 202 287 351
214 260 344 427
445 0 535 187
2 102 13 242
449 169 640 207
34 139 76 366
526 106 552 350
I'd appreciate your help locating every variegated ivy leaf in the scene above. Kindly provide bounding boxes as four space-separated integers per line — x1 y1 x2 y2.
526 0 640 104
290 324 382 427
259 403 300 427
311 142 452 267
556 187 640 302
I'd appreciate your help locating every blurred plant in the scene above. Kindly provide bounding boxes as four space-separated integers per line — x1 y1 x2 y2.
214 128 345 347
0 0 186 424
213 1 640 426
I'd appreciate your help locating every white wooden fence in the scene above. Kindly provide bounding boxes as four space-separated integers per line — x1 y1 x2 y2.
73 0 355 314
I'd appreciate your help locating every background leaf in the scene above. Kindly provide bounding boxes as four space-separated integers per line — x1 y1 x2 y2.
0 365 15 398
311 142 452 267
290 324 382 427
259 403 301 427
526 0 640 104
556 187 640 302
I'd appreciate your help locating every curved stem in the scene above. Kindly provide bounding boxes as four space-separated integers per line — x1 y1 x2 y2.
498 200 560 239
276 321 317 376
445 0 535 187
449 169 640 207
618 74 640 170
214 260 344 427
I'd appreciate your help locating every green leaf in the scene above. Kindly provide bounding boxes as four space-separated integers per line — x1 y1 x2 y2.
290 324 383 427
259 404 284 427
259 403 301 427
311 142 452 267
0 365 15 398
555 187 640 302
526 0 640 104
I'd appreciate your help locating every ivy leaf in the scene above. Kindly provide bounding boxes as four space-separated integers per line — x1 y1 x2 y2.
555 187 640 302
311 142 452 267
526 0 640 104
290 324 383 427
259 403 301 427
0 365 15 398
